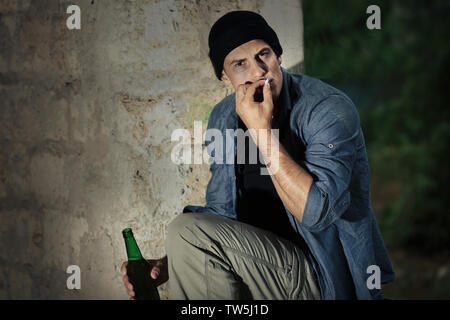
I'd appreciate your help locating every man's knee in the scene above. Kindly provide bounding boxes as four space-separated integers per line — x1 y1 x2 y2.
165 213 209 255
166 213 190 250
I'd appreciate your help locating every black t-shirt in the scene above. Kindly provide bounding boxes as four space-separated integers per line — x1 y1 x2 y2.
236 116 299 242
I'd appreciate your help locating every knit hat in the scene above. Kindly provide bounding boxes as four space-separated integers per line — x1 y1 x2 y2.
208 11 283 80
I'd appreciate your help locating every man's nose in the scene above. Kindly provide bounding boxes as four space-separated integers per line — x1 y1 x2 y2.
249 59 267 80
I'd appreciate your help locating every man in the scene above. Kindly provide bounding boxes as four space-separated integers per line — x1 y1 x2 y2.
121 10 395 300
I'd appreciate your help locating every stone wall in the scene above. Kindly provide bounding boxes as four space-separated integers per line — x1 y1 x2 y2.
0 0 303 299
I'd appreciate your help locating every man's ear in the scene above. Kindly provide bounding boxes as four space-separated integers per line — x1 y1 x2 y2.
221 69 231 86
277 55 282 66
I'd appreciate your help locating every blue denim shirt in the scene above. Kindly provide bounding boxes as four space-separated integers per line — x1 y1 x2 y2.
184 68 395 299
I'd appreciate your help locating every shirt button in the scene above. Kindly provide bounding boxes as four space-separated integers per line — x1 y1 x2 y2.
328 144 334 149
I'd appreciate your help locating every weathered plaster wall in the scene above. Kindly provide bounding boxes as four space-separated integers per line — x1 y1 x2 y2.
0 0 303 299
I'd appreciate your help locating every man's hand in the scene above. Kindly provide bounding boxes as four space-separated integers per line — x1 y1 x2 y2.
236 78 273 133
121 255 169 300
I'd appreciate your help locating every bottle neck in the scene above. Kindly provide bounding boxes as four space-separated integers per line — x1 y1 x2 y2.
123 229 144 261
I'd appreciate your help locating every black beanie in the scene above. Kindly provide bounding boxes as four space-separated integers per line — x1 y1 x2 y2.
208 11 283 80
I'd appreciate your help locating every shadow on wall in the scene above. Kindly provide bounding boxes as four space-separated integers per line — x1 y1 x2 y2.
287 61 305 75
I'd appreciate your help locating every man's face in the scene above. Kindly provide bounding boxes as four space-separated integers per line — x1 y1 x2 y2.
221 39 283 103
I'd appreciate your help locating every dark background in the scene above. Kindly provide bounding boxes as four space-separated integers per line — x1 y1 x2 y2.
303 0 450 299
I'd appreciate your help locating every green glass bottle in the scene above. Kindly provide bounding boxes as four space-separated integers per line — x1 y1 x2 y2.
122 228 160 300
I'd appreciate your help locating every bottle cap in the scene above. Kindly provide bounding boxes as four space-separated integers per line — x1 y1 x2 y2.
122 228 133 237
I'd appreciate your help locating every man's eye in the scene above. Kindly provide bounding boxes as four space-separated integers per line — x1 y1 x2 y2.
234 61 244 68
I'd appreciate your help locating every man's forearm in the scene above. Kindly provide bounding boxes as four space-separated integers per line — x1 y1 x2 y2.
254 129 313 223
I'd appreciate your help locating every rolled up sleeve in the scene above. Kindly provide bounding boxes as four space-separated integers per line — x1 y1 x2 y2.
300 94 360 232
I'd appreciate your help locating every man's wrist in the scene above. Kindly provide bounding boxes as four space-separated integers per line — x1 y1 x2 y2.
248 126 270 147
256 128 280 169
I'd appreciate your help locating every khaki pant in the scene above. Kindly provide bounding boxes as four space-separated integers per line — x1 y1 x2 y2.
165 212 321 300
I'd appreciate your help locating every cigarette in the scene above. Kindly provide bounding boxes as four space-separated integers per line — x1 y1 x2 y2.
257 77 271 86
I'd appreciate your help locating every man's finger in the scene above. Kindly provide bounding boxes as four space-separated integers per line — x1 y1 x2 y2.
126 282 135 296
262 78 272 104
243 79 266 102
121 261 128 275
236 84 247 101
151 266 160 279
123 274 134 292
128 282 134 291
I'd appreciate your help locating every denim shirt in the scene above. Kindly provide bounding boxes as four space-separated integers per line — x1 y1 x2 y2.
184 68 395 300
